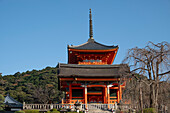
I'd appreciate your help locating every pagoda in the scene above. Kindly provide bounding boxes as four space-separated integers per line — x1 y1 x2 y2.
57 9 129 107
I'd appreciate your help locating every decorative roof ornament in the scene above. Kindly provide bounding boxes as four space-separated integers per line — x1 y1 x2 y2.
89 8 94 40
68 9 118 51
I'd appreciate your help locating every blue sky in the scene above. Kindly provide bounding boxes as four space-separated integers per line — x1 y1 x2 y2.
0 0 170 76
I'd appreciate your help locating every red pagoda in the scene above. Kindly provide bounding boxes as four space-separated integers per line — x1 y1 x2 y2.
58 9 129 108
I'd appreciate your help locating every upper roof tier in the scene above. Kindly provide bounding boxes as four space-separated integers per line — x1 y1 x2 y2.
68 38 118 50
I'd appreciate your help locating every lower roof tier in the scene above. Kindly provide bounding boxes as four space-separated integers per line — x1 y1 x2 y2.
57 63 130 78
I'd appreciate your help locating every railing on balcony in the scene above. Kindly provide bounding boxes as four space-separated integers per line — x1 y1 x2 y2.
78 61 107 65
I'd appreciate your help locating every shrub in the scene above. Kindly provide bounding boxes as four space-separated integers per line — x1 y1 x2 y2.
51 111 60 113
143 108 156 113
0 110 5 112
51 108 58 111
49 108 60 113
15 111 25 113
59 108 62 110
23 110 39 113
67 111 77 113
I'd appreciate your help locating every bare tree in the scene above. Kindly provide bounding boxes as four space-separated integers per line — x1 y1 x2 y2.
123 41 170 110
32 86 64 104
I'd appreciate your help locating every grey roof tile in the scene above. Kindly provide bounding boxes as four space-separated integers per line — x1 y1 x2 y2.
68 39 118 50
57 63 129 78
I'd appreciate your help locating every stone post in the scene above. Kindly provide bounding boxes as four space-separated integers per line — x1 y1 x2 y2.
23 102 25 110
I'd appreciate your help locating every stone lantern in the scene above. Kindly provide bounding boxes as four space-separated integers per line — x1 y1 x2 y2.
74 100 82 112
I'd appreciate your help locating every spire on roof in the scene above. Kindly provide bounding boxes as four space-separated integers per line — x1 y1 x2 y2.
89 8 93 40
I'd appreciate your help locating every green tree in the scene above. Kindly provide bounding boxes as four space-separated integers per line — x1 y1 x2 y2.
1 66 63 104
0 94 5 110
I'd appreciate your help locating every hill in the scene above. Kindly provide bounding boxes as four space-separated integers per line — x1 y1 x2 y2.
0 66 64 104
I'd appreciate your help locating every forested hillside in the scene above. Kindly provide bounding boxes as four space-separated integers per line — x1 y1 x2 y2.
0 67 64 104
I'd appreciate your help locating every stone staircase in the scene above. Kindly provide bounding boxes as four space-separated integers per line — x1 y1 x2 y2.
87 104 113 113
88 109 112 113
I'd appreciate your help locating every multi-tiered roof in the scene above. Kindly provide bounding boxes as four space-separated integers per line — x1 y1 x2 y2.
58 9 129 78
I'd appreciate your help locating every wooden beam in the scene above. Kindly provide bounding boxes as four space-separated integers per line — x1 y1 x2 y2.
60 78 120 81
72 97 84 99
87 85 106 87
71 83 82 86
69 48 118 52
87 92 102 95
110 87 118 89
72 87 84 89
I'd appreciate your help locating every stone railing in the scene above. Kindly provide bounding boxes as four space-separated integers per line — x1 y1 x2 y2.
23 103 75 111
23 103 118 111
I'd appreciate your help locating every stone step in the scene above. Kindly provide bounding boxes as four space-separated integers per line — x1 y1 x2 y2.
87 107 112 113
88 109 112 113
87 104 114 113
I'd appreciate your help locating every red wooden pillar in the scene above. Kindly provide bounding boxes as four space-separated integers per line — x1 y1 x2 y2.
62 98 64 107
117 87 120 103
107 86 110 109
103 87 105 103
69 84 72 103
104 85 107 104
119 85 122 100
84 86 87 109
62 98 64 104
